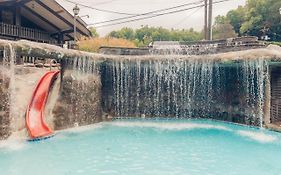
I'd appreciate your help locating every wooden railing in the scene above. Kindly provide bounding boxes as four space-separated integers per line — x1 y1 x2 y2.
0 22 55 43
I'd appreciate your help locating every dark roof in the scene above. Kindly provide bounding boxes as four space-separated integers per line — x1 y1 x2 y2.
0 0 91 40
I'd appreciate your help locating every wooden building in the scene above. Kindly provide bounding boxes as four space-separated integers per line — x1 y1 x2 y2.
0 0 91 46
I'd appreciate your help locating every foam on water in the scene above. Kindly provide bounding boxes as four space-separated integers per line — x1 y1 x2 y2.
111 121 279 143
57 122 104 134
0 128 31 151
110 121 230 131
237 130 277 143
0 136 27 151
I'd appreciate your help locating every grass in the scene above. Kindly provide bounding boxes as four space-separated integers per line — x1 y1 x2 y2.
78 37 137 53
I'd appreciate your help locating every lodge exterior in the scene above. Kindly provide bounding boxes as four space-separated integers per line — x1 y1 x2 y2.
0 0 91 46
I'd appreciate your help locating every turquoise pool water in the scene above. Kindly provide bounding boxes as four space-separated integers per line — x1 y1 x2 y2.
1 119 281 175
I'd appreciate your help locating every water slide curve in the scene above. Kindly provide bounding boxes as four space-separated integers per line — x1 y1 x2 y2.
26 70 60 139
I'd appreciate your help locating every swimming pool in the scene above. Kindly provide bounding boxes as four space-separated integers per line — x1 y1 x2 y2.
0 119 281 175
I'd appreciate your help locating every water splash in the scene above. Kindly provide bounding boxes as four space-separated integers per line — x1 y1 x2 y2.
237 130 277 143
110 121 230 131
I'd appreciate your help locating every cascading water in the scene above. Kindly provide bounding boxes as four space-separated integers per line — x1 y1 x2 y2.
0 43 17 138
242 59 268 127
53 57 102 129
102 57 268 126
0 46 12 139
105 58 215 118
7 44 16 131
71 56 100 124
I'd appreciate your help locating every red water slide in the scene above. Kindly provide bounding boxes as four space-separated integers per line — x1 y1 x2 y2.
26 70 60 139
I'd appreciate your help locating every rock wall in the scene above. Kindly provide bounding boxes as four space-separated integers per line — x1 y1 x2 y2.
11 67 49 134
0 66 10 139
0 57 103 139
52 69 103 130
0 64 61 140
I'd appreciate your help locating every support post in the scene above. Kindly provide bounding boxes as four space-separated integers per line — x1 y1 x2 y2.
74 15 77 43
208 0 213 40
204 0 208 40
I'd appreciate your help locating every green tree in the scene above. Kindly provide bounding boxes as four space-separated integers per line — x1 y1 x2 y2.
135 25 154 43
214 15 228 25
107 25 203 46
89 27 99 38
212 15 237 40
221 0 281 41
213 24 238 40
118 27 135 40
226 6 246 36
108 27 135 40
240 0 267 36
108 31 119 38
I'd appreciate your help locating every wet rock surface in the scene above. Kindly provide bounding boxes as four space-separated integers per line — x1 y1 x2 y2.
0 64 56 140
12 67 49 134
0 66 10 139
53 70 102 130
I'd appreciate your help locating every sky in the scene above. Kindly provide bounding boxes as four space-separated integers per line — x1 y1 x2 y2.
57 0 246 36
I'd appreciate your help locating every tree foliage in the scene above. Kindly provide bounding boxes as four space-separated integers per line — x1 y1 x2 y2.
226 6 246 36
108 26 203 47
109 27 135 40
88 27 99 38
212 15 237 40
219 0 281 41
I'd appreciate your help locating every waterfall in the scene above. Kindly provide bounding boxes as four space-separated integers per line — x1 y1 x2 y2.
6 44 17 132
0 45 13 139
53 56 102 129
0 43 18 138
102 57 268 126
242 59 268 127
